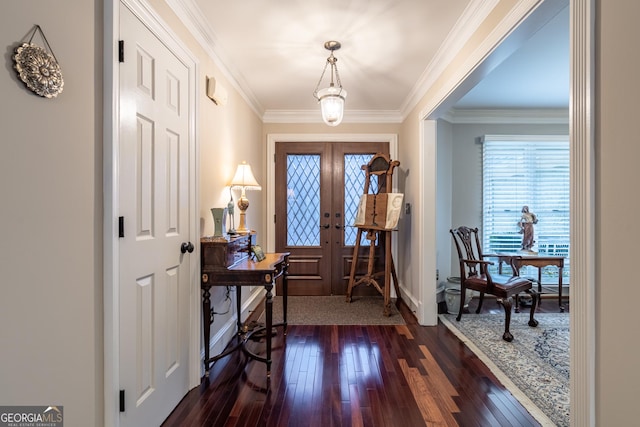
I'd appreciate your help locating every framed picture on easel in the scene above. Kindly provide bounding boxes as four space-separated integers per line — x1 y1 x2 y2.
353 193 403 230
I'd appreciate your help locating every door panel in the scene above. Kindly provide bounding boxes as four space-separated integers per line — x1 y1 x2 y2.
275 141 388 295
118 4 191 426
276 143 331 295
331 144 387 295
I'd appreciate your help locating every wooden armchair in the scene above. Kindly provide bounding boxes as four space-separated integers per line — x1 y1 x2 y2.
449 226 539 341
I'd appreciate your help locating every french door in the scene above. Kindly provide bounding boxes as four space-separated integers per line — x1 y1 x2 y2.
275 141 388 295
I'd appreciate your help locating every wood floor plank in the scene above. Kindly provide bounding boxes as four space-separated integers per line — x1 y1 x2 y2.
419 344 459 398
398 359 450 426
162 298 554 426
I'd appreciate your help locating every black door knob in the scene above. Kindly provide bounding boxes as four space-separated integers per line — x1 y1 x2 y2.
181 242 194 254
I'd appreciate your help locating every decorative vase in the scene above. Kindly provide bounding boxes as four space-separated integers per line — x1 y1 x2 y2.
211 207 227 238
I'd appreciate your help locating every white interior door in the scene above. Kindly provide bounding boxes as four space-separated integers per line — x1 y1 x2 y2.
118 4 192 426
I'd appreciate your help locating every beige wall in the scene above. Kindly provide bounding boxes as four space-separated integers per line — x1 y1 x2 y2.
0 1 103 426
396 110 426 314
597 1 640 424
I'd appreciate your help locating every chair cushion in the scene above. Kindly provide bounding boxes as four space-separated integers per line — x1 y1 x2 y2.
464 274 532 298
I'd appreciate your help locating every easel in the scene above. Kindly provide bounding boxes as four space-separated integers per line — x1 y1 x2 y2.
346 153 401 316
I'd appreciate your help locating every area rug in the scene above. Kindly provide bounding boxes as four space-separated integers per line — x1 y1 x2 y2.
264 295 405 325
440 312 569 427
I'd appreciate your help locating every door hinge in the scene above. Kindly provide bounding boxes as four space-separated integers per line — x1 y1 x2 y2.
118 216 125 238
118 40 125 63
273 153 276 163
119 390 125 412
273 214 276 223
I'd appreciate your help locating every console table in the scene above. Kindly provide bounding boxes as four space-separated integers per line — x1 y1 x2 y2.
201 234 289 378
495 254 566 311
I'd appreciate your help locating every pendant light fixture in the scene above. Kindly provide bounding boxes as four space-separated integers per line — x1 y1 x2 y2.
313 41 347 126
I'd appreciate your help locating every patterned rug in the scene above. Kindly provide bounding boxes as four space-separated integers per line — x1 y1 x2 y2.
265 295 405 325
440 312 569 426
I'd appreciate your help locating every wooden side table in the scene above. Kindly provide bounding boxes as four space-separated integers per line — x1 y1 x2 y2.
495 254 566 311
201 235 289 378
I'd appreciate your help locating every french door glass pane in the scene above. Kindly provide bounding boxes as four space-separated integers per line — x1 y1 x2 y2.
344 154 378 246
287 154 320 246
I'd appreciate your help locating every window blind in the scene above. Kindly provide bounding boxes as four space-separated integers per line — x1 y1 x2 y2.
482 135 570 282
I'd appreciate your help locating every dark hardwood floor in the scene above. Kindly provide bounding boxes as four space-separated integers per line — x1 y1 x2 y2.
162 295 567 427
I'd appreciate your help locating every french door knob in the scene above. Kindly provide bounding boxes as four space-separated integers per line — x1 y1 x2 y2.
181 242 194 254
335 224 342 230
320 223 330 229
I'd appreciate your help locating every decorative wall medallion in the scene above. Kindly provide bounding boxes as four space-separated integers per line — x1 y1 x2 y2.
13 25 64 98
14 43 64 98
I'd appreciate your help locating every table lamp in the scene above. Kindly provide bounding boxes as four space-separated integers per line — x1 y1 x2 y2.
229 161 261 234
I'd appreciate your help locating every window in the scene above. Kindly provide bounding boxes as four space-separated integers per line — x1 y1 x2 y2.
482 135 570 282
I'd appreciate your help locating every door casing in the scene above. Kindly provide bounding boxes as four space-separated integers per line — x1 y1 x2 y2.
266 134 399 295
274 141 389 296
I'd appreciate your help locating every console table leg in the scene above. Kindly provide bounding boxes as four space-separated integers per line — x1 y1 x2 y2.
282 263 289 335
202 287 211 376
265 282 273 378
235 286 242 332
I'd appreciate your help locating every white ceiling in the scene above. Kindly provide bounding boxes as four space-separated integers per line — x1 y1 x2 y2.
454 4 569 110
181 0 569 120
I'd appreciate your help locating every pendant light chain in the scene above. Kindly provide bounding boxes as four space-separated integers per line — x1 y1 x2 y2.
313 60 329 99
313 43 345 99
331 52 343 93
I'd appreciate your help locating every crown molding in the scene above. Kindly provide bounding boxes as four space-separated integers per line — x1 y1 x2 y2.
165 0 562 127
400 0 500 118
443 108 569 124
165 0 264 117
418 0 551 121
262 109 403 124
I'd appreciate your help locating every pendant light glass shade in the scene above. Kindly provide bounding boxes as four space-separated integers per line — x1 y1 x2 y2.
317 86 347 126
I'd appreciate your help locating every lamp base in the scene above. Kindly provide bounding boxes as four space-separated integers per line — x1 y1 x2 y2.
236 194 250 234
236 210 249 234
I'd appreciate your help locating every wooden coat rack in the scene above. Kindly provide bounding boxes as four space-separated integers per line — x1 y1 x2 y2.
346 153 401 316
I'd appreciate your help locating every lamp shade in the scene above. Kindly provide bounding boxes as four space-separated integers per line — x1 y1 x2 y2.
229 161 261 189
317 86 347 126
